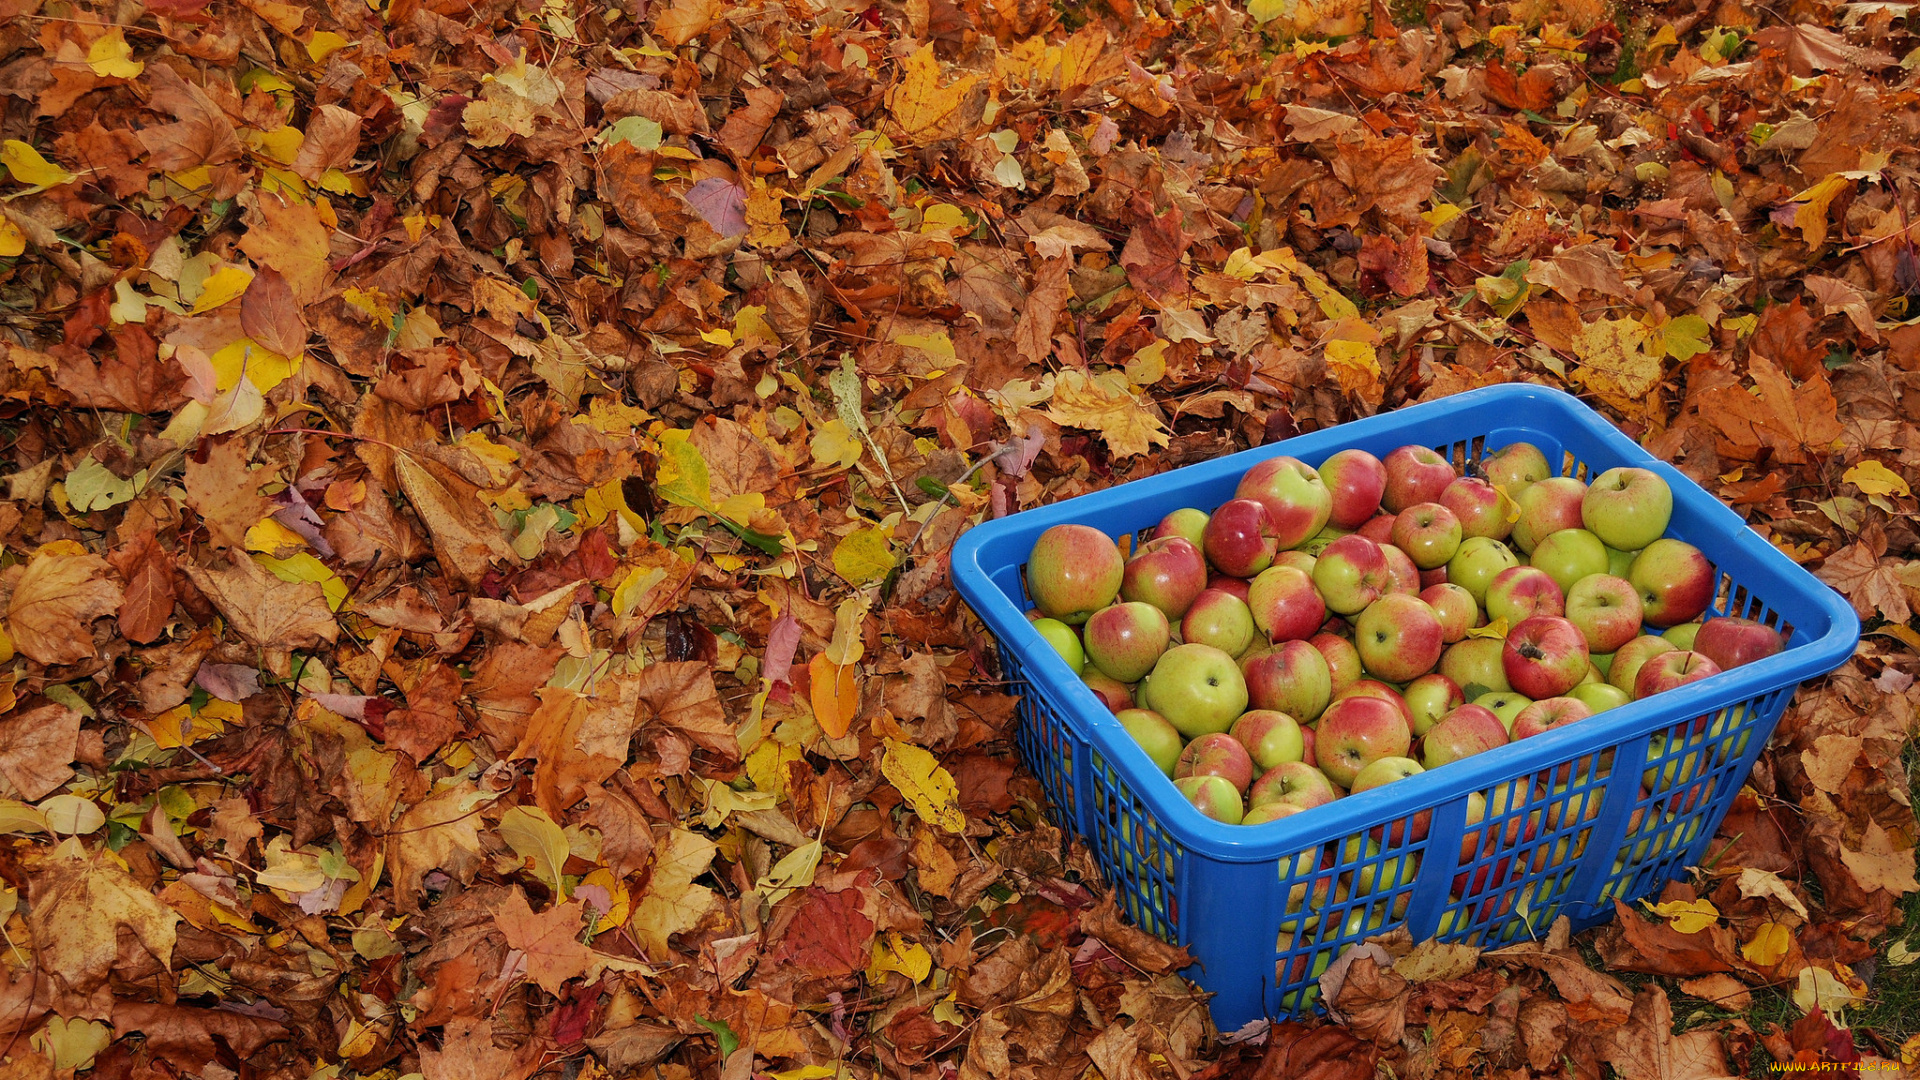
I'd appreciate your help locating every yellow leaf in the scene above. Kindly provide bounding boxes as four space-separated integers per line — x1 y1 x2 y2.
1045 368 1170 460
1466 616 1510 640
0 799 46 835
755 838 822 906
577 868 630 931
498 805 572 898
147 699 241 749
86 27 144 78
1791 174 1850 250
832 526 895 586
307 31 353 62
209 337 300 393
745 183 792 248
1845 459 1910 498
881 738 965 835
1649 897 1720 934
1423 202 1464 227
1742 920 1792 966
38 794 105 835
188 264 255 314
1324 339 1383 405
808 653 858 739
1 140 76 188
33 1016 112 1071
809 419 864 470
868 931 933 983
246 518 306 557
1571 318 1664 418
653 428 713 510
1794 963 1864 1016
629 828 717 961
825 594 867 667
253 552 348 610
0 217 23 257
886 44 985 145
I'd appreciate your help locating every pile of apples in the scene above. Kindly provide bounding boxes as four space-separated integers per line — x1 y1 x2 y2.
1023 441 1786 845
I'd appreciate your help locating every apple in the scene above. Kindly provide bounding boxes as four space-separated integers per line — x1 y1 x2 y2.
1298 528 1348 557
1420 703 1508 768
1174 774 1244 824
1609 635 1678 695
1392 503 1464 570
1563 573 1643 654
1510 696 1596 779
1354 593 1445 684
1342 833 1419 893
1251 760 1339 810
1082 671 1133 712
1084 601 1170 684
1244 639 1333 723
1236 456 1333 550
1310 632 1364 695
1640 732 1707 794
1032 617 1086 673
1116 708 1183 776
1543 780 1608 831
1316 695 1413 788
1440 638 1512 697
1693 616 1784 670
1231 709 1305 771
1312 535 1392 615
1203 498 1281 577
1633 650 1721 700
1528 531 1608 599
1478 691 1534 731
1607 545 1637 579
1357 513 1398 545
1206 574 1252 602
1300 725 1317 767
1663 624 1704 653
1350 756 1430 843
1027 524 1126 623
1440 475 1514 541
1379 544 1422 597
1143 643 1248 737
1247 565 1327 643
1421 583 1478 643
1121 536 1210 620
1153 508 1210 551
1181 589 1255 657
1382 445 1456 513
1243 801 1310 826
1581 467 1673 552
1484 566 1565 624
1447 536 1521 606
1629 539 1715 628
1567 681 1630 713
1419 566 1449 589
1502 615 1590 700
1277 947 1334 1012
1511 477 1588 555
1482 441 1552 500
1273 550 1318 576
1334 680 1415 731
1177 732 1257 793
1318 448 1390 529
1403 673 1464 736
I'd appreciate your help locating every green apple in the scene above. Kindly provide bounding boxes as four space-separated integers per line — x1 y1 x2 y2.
1116 708 1183 776
1478 691 1534 731
1482 441 1552 500
1527 528 1610 596
1144 643 1249 738
1032 617 1086 673
1567 681 1630 713
1662 621 1702 651
1441 638 1512 697
1153 508 1211 550
1581 467 1673 552
1606 545 1638 579
1447 536 1520 605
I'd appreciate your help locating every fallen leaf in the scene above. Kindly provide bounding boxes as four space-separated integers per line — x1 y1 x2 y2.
882 738 966 835
29 841 179 1018
493 889 594 994
6 546 121 665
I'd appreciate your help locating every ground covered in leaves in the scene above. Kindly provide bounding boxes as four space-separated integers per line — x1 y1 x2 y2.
0 0 1918 1075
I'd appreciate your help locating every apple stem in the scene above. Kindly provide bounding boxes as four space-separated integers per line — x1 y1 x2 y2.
1517 642 1543 660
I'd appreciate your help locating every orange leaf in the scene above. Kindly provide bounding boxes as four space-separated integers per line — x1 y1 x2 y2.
809 653 858 739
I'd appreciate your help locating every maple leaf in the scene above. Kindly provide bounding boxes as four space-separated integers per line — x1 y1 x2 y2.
1329 132 1446 224
387 782 487 913
1696 353 1843 464
183 437 270 552
493 889 594 994
420 1016 537 1080
134 64 240 172
886 44 986 145
1569 318 1665 419
1840 820 1919 896
1816 526 1918 622
183 555 337 650
29 841 179 1019
238 196 333 304
6 545 121 665
629 827 717 960
1119 205 1192 301
0 702 79 801
1045 369 1171 459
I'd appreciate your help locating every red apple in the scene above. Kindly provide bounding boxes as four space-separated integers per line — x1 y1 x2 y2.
1082 670 1133 713
1628 539 1715 627
1121 536 1209 620
1176 732 1257 793
1027 524 1125 623
1318 448 1390 530
1273 550 1317 576
1205 574 1251 602
1174 774 1244 824
1441 475 1514 541
1484 566 1565 624
1633 650 1721 700
1312 534 1392 615
1333 679 1415 731
1502 615 1590 699
1354 593 1445 684
1231 709 1306 771
1379 543 1422 597
1419 566 1449 588
1236 456 1334 551
1420 703 1508 768
1203 498 1281 577
1564 573 1644 654
1310 631 1363 695
1084 601 1171 684
1382 445 1457 513
1316 695 1413 788
1181 588 1255 657
1250 760 1338 811
1510 696 1596 782
1300 724 1317 767
1403 672 1465 736
1421 582 1479 642
1357 513 1398 545
1246 565 1327 643
1392 503 1464 570
1244 639 1333 723
1608 634 1678 695
1693 616 1784 670
1511 477 1587 555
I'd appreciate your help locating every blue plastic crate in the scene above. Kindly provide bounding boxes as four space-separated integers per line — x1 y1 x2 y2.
950 383 1859 1031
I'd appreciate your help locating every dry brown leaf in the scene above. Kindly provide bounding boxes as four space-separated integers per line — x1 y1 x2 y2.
492 889 594 994
0 702 79 801
183 555 337 650
1839 819 1919 896
6 546 121 666
29 844 179 1019
183 438 270 552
